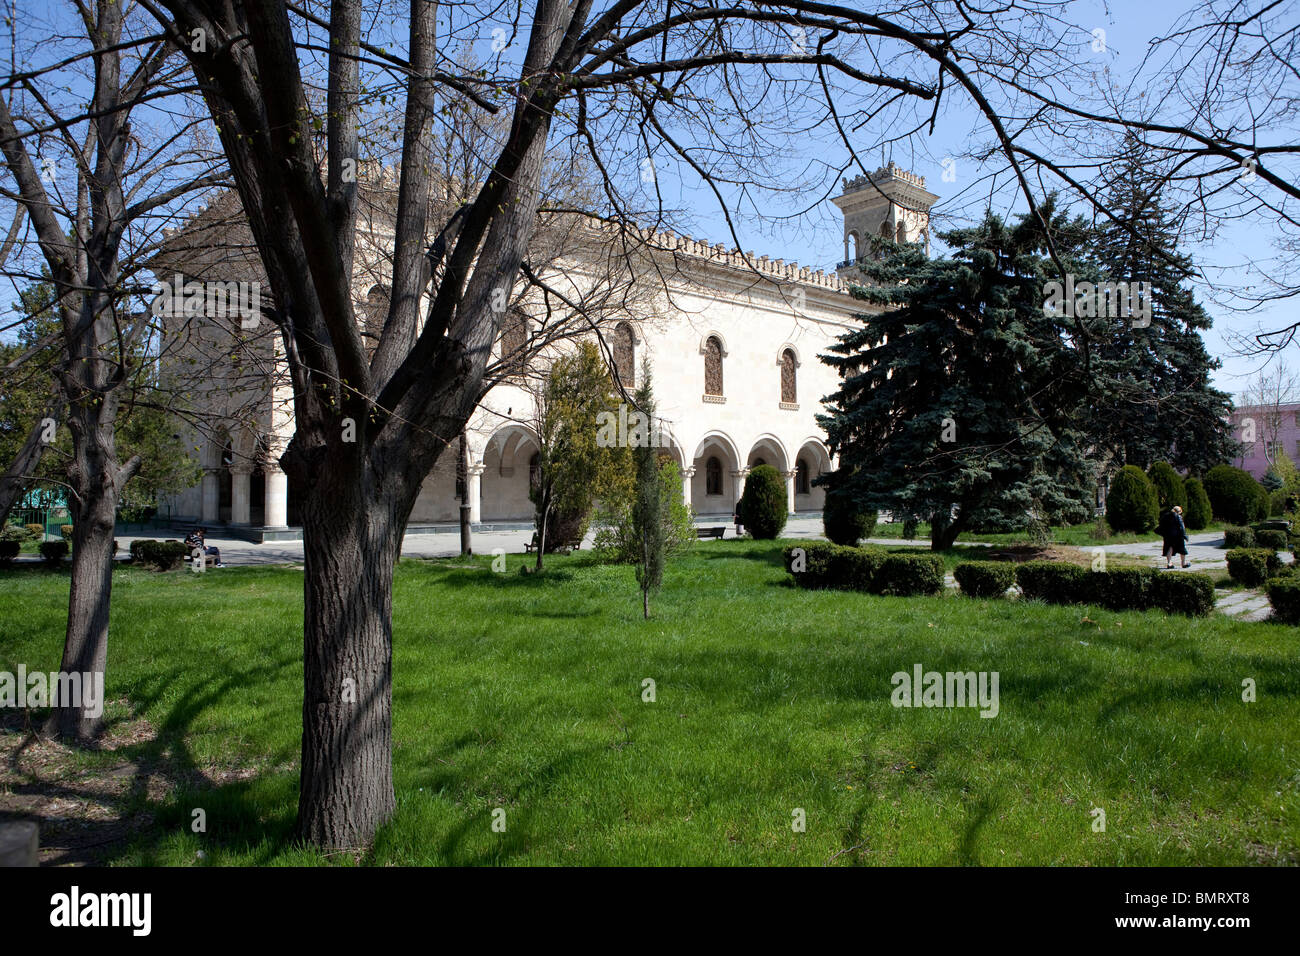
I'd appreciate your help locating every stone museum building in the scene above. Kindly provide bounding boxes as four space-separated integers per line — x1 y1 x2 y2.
152 162 937 538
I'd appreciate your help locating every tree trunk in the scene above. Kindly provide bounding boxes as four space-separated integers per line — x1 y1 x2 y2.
931 510 967 551
294 462 406 849
47 407 127 741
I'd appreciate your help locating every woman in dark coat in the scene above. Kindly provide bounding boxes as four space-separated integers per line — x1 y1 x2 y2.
1160 505 1189 569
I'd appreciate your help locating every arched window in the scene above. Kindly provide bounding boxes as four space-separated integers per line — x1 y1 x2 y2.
847 231 859 261
706 456 722 496
501 311 527 372
612 321 635 389
796 458 810 494
780 349 797 403
879 219 892 238
896 221 907 243
704 336 723 396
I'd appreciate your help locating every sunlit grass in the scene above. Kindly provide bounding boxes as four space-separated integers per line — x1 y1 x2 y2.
0 538 1295 866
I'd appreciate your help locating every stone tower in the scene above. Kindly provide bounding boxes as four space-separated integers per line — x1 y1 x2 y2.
832 161 938 271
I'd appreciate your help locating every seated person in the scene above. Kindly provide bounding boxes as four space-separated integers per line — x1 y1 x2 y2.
185 528 224 567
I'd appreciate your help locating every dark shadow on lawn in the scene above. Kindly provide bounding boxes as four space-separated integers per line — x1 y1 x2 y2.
0 651 301 865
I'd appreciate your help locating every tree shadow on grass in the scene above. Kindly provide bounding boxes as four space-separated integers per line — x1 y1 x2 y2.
0 651 302 865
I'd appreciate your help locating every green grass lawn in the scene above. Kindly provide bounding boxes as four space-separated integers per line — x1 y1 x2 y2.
0 539 1296 866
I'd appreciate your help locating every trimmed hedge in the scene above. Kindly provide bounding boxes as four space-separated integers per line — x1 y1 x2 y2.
737 464 787 540
1266 578 1300 624
953 561 1016 598
1014 562 1084 604
39 540 68 564
1204 464 1266 525
1105 465 1159 532
1015 561 1214 616
0 539 18 565
24 523 45 539
783 543 940 595
1149 573 1216 617
1225 547 1281 586
822 492 876 546
60 524 74 541
1090 567 1152 611
129 539 188 571
1223 526 1255 549
1256 529 1288 551
876 553 945 596
1183 477 1212 530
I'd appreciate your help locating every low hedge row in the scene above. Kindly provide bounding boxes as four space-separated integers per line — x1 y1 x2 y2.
783 543 944 596
1225 547 1283 587
952 561 1016 598
1223 526 1255 549
1013 561 1215 616
0 539 19 565
1266 578 1300 625
129 539 189 571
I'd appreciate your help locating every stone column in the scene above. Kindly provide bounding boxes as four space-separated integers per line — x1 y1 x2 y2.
264 466 289 528
468 464 484 524
230 466 253 525
201 467 221 523
731 468 750 516
785 469 797 515
680 466 696 509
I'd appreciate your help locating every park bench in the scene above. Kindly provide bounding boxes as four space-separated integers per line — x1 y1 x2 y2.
523 533 581 554
696 526 726 540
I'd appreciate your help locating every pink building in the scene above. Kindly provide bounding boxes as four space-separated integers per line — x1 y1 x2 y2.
1228 403 1300 479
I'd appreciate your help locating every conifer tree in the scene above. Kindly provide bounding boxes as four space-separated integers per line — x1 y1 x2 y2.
1087 146 1235 473
631 363 665 618
819 208 1095 550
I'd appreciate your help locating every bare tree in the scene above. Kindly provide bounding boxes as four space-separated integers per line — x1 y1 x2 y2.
0 0 227 739
1241 363 1300 467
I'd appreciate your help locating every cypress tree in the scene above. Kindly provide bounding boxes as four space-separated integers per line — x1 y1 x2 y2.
631 363 665 618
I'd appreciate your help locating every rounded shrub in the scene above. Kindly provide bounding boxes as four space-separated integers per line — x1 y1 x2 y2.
1266 578 1300 624
24 523 44 540
0 539 19 566
953 561 1015 598
1223 526 1256 549
1146 462 1186 511
39 540 68 565
1256 529 1288 551
822 492 876 546
1226 547 1280 586
1183 477 1212 530
1203 464 1266 526
60 524 73 541
737 464 787 540
1105 465 1159 533
1015 561 1088 604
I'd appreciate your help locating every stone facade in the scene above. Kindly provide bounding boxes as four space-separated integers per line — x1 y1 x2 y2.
153 164 935 533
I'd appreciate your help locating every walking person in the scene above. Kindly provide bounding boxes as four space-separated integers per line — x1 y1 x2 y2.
1160 505 1190 569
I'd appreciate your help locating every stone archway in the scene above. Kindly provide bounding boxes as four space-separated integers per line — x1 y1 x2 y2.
690 432 742 517
794 438 832 513
481 425 541 521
